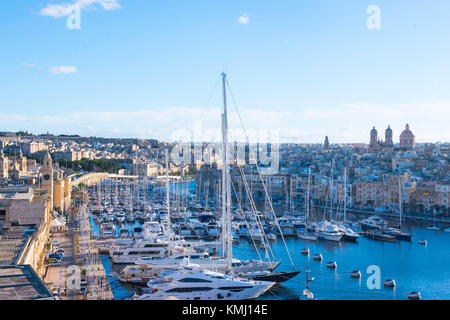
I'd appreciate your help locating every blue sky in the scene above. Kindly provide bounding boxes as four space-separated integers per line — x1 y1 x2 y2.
0 0 449 143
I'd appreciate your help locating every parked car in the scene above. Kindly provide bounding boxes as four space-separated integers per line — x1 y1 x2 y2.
48 257 60 263
80 286 87 294
49 253 63 260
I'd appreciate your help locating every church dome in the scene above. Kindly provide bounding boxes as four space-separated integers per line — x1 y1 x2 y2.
371 126 377 134
400 124 414 137
385 125 392 133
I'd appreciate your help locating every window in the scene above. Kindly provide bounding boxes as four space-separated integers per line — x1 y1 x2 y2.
0 210 6 221
218 286 252 290
179 278 212 283
167 287 212 293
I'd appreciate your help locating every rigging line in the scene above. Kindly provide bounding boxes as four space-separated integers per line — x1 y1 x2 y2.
233 169 274 262
229 177 263 261
235 165 276 262
227 129 275 261
197 76 222 141
225 78 296 271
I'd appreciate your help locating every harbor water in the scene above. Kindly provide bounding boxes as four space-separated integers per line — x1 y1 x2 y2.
93 217 450 300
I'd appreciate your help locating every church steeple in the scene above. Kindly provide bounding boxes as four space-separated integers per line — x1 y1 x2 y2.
40 151 54 205
43 151 53 170
323 136 330 150
385 125 393 146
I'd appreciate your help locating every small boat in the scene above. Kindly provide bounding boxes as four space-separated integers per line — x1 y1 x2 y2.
327 261 337 269
444 228 450 233
408 291 421 300
384 279 396 288
301 248 310 256
418 240 427 245
313 254 323 261
427 226 440 231
350 270 361 279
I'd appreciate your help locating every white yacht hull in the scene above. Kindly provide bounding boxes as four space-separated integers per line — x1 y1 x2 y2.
133 282 274 300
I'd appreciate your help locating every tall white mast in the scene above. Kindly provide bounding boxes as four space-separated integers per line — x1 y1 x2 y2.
306 167 311 224
166 149 171 250
329 159 334 221
343 168 347 222
221 72 232 272
398 175 402 230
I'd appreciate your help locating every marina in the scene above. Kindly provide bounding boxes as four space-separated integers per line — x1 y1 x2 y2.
85 178 450 300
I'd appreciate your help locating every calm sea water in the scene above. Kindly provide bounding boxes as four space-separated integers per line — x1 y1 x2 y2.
94 181 450 300
96 220 450 300
234 224 450 300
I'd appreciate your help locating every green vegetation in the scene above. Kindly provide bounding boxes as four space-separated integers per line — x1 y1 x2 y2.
16 131 33 136
58 134 81 137
58 158 121 173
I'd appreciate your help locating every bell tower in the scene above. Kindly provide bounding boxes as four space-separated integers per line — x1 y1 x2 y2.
0 150 9 180
385 125 393 147
369 126 378 148
19 149 27 175
40 151 54 205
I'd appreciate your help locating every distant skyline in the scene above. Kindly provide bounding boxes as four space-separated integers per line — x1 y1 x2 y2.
1 1 449 143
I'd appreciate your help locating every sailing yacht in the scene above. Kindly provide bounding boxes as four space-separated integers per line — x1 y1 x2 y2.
427 209 440 230
298 167 318 241
133 251 280 274
332 168 359 242
384 177 412 240
131 264 275 300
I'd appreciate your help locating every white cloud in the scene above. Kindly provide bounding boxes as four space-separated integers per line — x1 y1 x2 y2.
21 62 37 68
0 102 448 143
237 14 249 25
39 0 121 18
48 65 78 74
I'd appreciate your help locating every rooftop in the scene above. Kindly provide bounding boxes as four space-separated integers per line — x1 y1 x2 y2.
0 265 52 300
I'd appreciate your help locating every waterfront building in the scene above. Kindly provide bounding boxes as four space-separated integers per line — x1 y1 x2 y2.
355 179 384 208
0 185 52 276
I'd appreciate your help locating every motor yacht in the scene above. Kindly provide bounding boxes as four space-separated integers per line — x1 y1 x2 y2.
99 222 116 239
358 215 387 231
131 264 275 300
314 222 342 242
